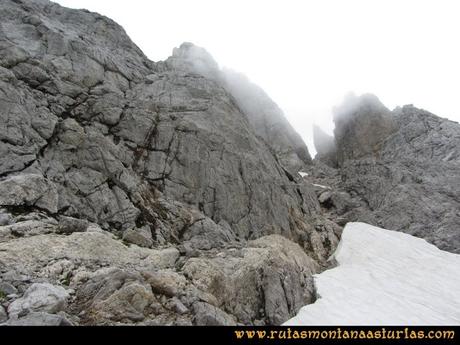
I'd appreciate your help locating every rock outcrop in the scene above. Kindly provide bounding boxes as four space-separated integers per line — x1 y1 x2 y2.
312 94 460 253
312 125 337 168
0 0 338 325
333 93 397 165
158 42 312 174
1 0 458 327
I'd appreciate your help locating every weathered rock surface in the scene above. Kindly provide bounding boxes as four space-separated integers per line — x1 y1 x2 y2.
312 125 337 168
333 93 397 165
157 42 312 174
3 311 72 326
2 0 456 327
0 0 338 325
313 94 460 253
7 283 69 317
0 305 7 323
0 174 58 213
182 235 319 325
0 0 325 245
0 228 320 325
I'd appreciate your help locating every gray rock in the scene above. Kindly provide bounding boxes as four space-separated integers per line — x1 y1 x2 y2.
167 297 188 315
7 283 69 317
4 312 72 326
142 269 187 297
318 191 332 205
164 42 312 172
315 95 460 253
183 234 321 325
74 268 154 324
182 217 236 250
0 282 18 295
221 66 312 174
0 231 180 276
122 226 153 248
0 0 332 260
0 210 12 226
313 125 337 167
333 93 397 165
0 174 58 213
0 0 327 252
0 305 7 323
0 219 58 242
57 216 89 234
0 0 371 326
192 302 236 326
1 270 30 283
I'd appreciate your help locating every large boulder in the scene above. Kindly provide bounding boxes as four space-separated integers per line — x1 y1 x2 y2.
182 235 320 325
7 283 69 317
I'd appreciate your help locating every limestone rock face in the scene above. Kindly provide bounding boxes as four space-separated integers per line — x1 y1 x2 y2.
313 95 460 253
313 125 337 167
0 174 58 213
333 93 397 165
3 0 456 327
221 68 312 174
0 0 320 244
160 42 312 173
0 0 337 325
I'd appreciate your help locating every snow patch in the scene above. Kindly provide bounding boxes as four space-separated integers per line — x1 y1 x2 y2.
312 183 330 189
285 222 460 325
298 171 309 177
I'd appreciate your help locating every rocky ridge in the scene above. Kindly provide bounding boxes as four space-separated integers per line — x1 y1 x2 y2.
310 93 460 253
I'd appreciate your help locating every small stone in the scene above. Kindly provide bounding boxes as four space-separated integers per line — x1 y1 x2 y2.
0 211 12 226
91 282 154 322
2 271 29 282
86 224 105 233
143 269 187 297
0 282 18 295
167 297 188 315
122 226 153 248
57 216 89 234
192 302 235 326
7 283 69 317
143 247 180 269
318 191 332 204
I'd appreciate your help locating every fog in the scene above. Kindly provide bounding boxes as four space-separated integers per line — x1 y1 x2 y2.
53 0 460 155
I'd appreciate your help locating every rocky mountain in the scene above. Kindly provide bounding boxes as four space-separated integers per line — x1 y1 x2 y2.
309 93 460 253
0 0 458 327
0 0 339 326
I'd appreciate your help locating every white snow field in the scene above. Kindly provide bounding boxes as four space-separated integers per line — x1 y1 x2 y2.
285 222 460 325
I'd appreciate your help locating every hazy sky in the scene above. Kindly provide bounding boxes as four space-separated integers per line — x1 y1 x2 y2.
53 0 460 155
